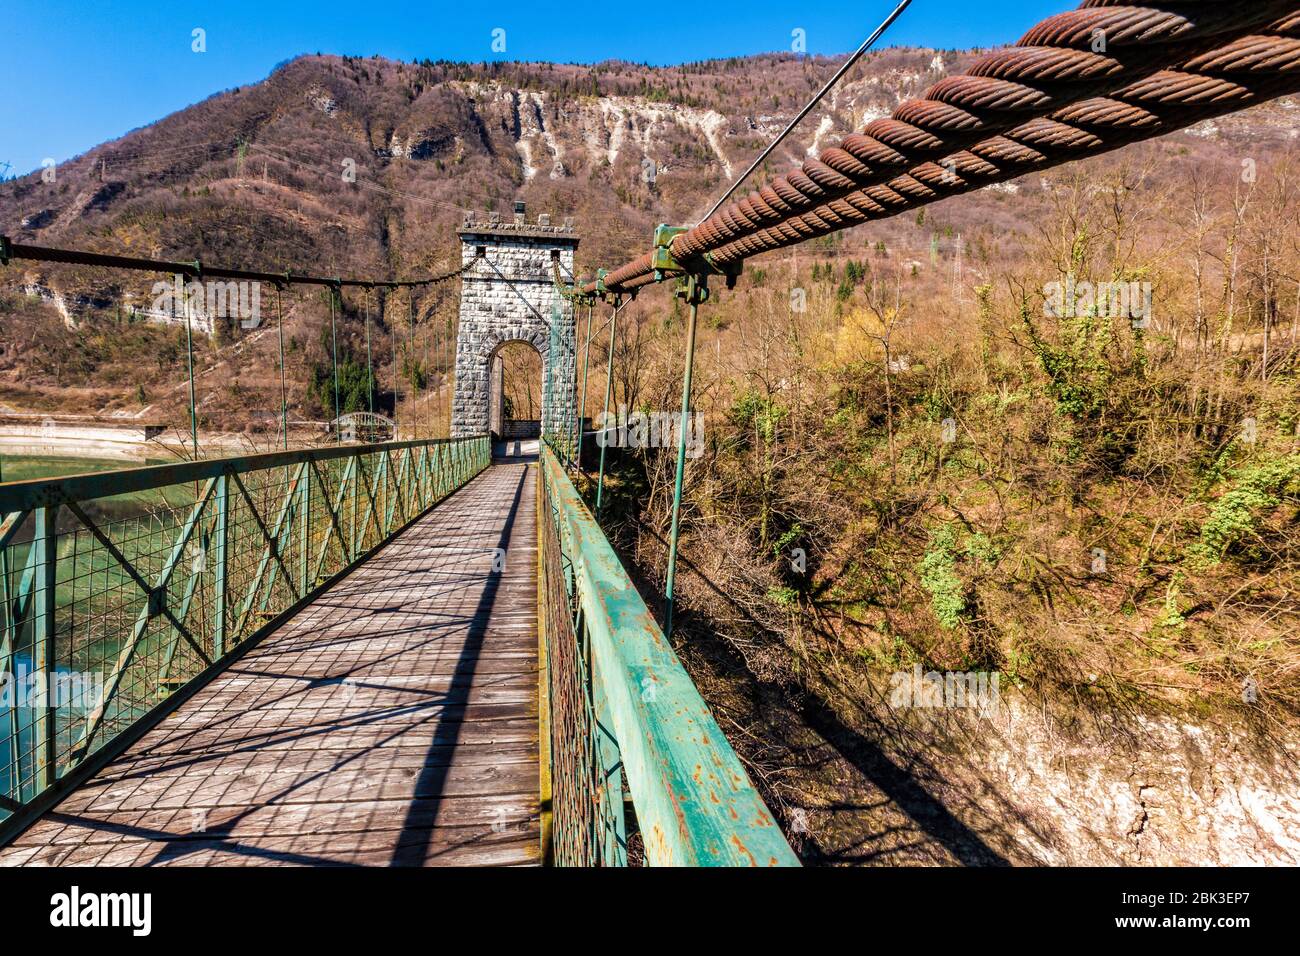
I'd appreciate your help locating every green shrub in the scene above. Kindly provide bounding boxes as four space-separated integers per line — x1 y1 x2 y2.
1190 455 1300 565
919 523 966 630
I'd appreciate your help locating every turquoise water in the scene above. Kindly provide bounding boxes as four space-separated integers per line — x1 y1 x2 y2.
0 691 21 808
0 654 103 814
1 456 139 814
0 453 149 485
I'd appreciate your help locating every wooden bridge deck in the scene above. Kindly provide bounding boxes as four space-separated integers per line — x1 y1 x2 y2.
0 462 541 867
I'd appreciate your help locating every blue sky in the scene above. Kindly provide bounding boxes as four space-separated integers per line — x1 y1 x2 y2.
1 1 1064 176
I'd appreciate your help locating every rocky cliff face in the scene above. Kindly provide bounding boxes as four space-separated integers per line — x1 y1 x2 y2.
684 641 1300 866
947 699 1299 866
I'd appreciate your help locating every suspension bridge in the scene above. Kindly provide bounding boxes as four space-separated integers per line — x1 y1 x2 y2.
0 1 1297 866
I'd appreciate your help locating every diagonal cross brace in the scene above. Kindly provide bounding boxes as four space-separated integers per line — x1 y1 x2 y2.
231 463 307 639
308 455 357 587
68 481 217 759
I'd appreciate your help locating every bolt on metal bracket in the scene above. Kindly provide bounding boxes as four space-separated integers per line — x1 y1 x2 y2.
674 273 709 305
652 224 688 280
702 252 743 289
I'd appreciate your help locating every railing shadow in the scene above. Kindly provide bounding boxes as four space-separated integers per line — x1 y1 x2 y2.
620 520 1017 866
390 465 528 866
1 461 539 866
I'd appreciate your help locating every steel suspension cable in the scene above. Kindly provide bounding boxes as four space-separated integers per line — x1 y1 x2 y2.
182 274 199 461
329 286 341 443
364 288 374 415
0 238 477 290
584 2 1300 294
417 294 430 440
699 0 915 223
578 300 594 459
390 292 399 430
663 278 705 639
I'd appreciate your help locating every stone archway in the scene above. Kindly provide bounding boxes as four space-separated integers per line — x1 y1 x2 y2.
450 210 579 445
485 333 545 437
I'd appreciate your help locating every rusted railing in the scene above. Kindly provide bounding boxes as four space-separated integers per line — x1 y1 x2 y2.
539 444 799 866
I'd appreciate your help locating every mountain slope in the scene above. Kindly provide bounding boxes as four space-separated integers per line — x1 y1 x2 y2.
0 49 1295 428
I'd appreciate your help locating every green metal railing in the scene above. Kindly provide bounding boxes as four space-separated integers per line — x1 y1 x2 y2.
539 445 799 866
0 436 489 842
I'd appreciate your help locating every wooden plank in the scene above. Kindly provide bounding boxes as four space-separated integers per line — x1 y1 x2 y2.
126 716 539 757
0 462 541 868
15 830 540 868
169 680 537 713
95 740 538 783
77 764 541 813
13 794 540 848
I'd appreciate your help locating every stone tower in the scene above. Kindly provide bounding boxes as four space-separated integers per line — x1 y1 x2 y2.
451 205 579 443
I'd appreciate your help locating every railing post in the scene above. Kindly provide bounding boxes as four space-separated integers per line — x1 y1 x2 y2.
31 504 57 791
213 472 228 658
350 454 359 560
299 464 311 594
426 442 436 504
592 659 628 865
378 453 390 535
1 536 16 800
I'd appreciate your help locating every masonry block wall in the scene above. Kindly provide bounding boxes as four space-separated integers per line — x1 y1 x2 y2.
451 212 579 443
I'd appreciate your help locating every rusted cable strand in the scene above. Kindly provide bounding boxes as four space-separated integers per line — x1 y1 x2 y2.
707 25 1300 261
0 238 480 289
587 1 1300 293
707 65 1300 264
680 6 1300 263
605 48 1300 286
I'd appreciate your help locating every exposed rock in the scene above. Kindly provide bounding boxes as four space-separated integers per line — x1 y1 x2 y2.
305 85 338 115
19 209 54 230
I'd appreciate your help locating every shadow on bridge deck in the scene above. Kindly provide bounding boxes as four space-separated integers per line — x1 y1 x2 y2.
0 464 541 867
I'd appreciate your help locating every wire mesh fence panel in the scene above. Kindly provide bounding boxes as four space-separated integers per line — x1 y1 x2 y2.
539 443 799 867
0 437 489 837
541 483 626 866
